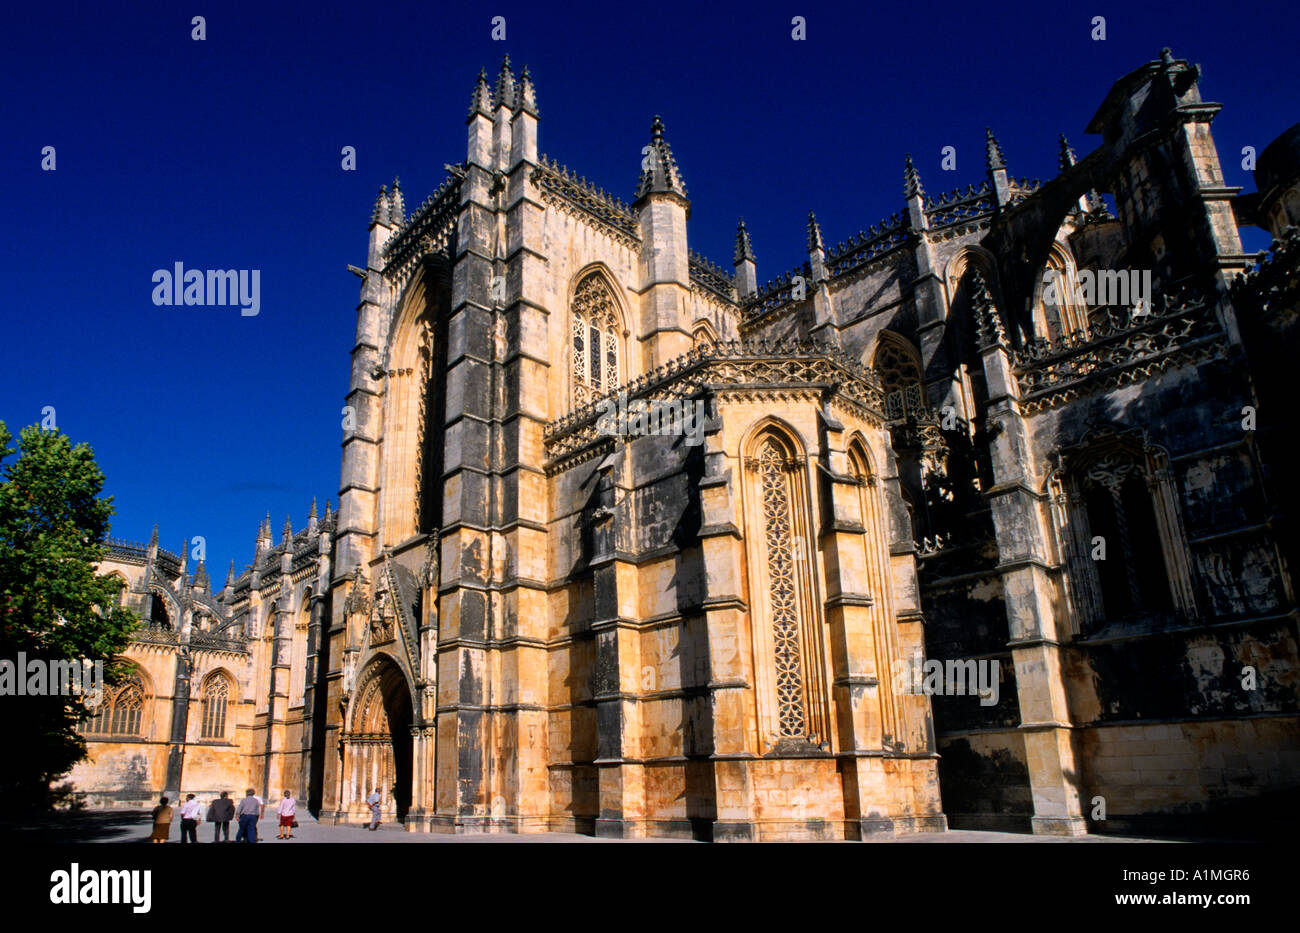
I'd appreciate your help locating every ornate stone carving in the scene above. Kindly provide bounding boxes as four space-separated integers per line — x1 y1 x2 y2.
369 589 395 643
343 567 371 617
755 436 808 740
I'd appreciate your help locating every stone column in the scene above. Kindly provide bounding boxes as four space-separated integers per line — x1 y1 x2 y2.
695 400 758 841
975 288 1087 836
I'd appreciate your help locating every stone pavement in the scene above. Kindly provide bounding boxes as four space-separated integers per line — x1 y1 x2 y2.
0 810 1201 843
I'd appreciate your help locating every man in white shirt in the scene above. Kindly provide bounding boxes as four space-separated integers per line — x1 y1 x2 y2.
367 789 382 831
179 794 202 844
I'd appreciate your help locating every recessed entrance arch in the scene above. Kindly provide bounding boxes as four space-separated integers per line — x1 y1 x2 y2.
345 655 414 822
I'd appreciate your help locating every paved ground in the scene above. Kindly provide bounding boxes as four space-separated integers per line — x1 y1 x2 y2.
0 810 1202 843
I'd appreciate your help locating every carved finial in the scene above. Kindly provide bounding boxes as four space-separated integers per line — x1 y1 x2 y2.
517 64 538 114
388 176 405 226
1160 47 1174 65
494 55 516 111
1058 134 1077 172
225 560 236 588
807 211 825 253
468 67 493 120
194 560 209 589
148 523 159 549
371 184 390 226
985 127 1006 172
734 217 756 264
635 115 688 203
282 515 293 545
904 153 924 200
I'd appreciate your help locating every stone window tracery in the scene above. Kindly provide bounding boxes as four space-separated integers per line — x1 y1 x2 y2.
744 429 830 750
200 673 230 739
873 336 924 420
755 436 807 738
1049 433 1198 632
83 675 146 736
571 274 621 407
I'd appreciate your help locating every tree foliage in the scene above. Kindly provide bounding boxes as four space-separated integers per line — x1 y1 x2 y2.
0 422 138 809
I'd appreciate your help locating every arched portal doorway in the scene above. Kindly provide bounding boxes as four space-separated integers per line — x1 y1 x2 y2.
346 656 414 822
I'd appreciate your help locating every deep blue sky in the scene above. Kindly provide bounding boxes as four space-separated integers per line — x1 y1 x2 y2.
1 1 1294 578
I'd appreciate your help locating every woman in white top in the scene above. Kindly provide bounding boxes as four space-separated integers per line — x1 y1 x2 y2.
276 790 297 839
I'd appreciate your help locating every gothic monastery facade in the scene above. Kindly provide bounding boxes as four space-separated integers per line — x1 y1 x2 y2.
71 51 1300 839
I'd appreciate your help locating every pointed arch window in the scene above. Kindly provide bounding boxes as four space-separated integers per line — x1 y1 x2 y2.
873 336 924 420
1049 432 1197 633
148 592 171 630
1034 247 1089 346
83 674 146 736
743 429 830 750
571 274 621 406
111 679 144 735
200 674 231 739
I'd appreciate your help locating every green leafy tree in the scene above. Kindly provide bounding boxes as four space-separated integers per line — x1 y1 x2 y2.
0 421 138 810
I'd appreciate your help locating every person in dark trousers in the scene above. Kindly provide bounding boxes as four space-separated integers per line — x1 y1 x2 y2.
149 796 172 844
234 788 263 843
207 791 235 842
178 793 201 843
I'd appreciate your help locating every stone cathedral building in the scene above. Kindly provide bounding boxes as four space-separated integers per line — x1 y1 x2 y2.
70 50 1299 840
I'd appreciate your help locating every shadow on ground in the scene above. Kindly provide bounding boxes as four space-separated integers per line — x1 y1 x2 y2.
0 810 154 843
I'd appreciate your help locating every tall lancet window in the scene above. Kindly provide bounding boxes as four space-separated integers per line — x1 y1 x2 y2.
201 673 231 739
571 274 621 407
744 428 830 750
758 436 806 737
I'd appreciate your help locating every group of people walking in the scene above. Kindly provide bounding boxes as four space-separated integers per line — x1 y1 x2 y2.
149 789 297 843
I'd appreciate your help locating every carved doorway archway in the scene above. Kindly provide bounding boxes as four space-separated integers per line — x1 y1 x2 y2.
345 656 414 822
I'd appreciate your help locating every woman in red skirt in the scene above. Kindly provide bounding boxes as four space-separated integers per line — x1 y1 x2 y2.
276 789 296 839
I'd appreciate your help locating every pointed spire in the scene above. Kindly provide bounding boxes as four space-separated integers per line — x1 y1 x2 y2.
734 217 756 264
282 514 293 545
308 497 318 522
1058 134 1077 172
516 64 538 115
370 184 390 226
148 523 159 550
323 499 333 523
985 127 1006 172
635 115 689 203
494 55 516 111
468 67 493 121
178 541 188 575
388 176 405 227
904 153 925 200
194 560 209 589
807 211 825 253
225 560 236 588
